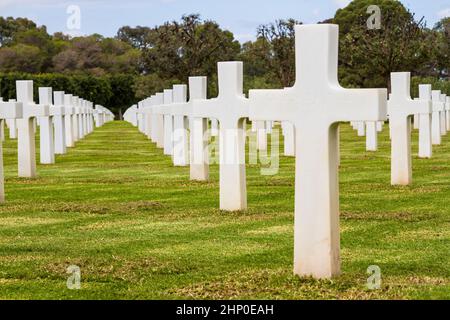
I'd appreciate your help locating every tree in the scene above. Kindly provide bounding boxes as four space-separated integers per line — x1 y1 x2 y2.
333 0 430 89
0 44 45 73
132 74 180 100
140 14 241 82
253 19 300 88
116 26 152 50
0 17 38 47
430 17 450 79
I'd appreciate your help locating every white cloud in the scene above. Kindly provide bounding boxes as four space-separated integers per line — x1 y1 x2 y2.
333 0 351 9
437 8 450 19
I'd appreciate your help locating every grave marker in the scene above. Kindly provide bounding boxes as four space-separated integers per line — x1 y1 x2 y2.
387 72 431 185
431 90 444 145
64 94 75 148
53 91 67 155
417 85 433 159
191 62 249 211
16 80 50 178
163 90 174 156
365 121 378 151
248 24 387 278
171 85 189 166
38 87 56 164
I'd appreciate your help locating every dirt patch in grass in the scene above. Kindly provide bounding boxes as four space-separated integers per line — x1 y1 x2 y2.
42 255 192 283
0 201 164 215
167 268 406 300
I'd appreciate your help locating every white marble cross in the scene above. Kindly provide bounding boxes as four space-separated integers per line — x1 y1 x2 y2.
6 119 17 139
71 96 80 143
82 100 88 137
431 90 444 145
210 119 219 137
86 101 94 134
281 121 295 156
16 80 50 178
171 84 189 166
53 91 67 155
187 77 209 180
376 121 384 132
446 96 450 131
252 121 267 151
38 87 56 164
0 99 22 201
94 105 105 127
64 94 75 147
413 114 420 130
365 121 378 151
131 105 138 127
387 72 431 185
124 105 138 126
417 85 433 159
258 123 268 151
440 94 447 135
163 90 174 156
357 121 365 136
191 62 249 211
137 102 146 133
78 98 85 139
145 97 156 141
248 24 387 279
153 93 165 148
143 98 152 140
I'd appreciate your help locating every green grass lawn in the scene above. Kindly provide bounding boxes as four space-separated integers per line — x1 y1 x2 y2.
0 120 449 300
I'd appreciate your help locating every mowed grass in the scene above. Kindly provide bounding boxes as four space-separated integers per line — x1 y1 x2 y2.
0 120 449 300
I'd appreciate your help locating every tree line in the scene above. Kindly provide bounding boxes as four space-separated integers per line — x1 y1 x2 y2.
0 0 448 115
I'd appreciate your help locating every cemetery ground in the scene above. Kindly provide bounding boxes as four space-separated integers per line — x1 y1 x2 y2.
0 121 449 300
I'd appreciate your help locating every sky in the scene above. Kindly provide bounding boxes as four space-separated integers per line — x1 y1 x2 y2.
1 0 449 43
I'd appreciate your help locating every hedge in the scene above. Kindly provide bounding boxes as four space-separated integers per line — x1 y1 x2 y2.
0 72 136 116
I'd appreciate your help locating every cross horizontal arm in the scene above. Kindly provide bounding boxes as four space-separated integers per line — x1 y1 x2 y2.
0 101 23 119
250 87 387 124
249 89 294 122
191 96 249 122
23 104 50 118
326 87 387 123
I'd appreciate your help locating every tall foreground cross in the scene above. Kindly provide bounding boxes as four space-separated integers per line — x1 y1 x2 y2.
191 62 249 211
16 81 50 178
388 73 431 185
249 24 387 278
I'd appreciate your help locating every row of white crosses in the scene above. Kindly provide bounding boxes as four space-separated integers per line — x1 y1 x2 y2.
124 24 449 279
0 80 112 202
124 65 251 211
350 77 449 185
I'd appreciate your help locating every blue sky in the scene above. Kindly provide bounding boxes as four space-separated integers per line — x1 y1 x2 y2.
1 0 449 42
